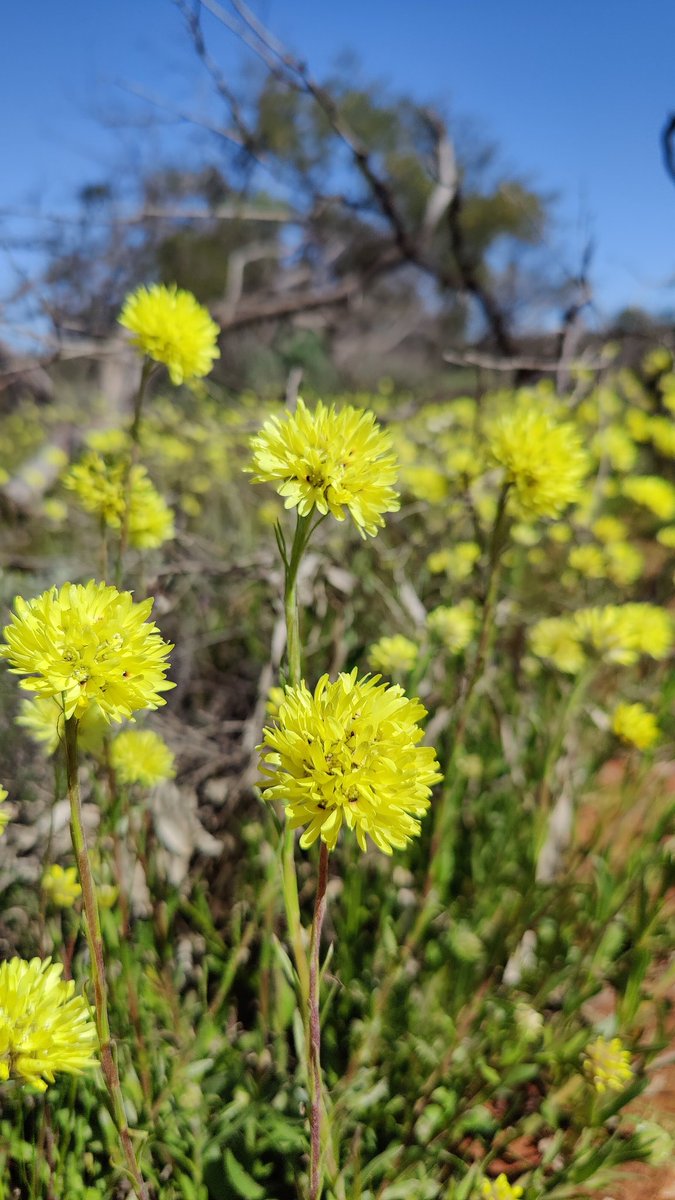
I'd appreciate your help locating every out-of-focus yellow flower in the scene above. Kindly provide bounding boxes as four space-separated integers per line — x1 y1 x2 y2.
529 616 586 674
110 729 176 787
0 957 98 1091
63 453 174 550
623 475 675 521
2 581 175 723
118 283 220 385
259 670 441 853
16 696 107 756
97 884 119 910
401 465 448 505
604 541 644 586
480 1174 524 1199
592 425 637 472
625 408 652 442
41 498 68 524
42 865 82 908
642 347 672 377
592 515 627 543
0 785 8 836
583 1035 633 1094
367 634 418 676
427 542 480 580
612 701 659 750
486 401 589 517
568 544 606 579
549 523 572 544
657 525 675 548
427 600 476 654
647 415 675 458
248 399 399 538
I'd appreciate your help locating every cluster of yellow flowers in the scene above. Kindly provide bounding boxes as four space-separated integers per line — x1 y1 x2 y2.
118 283 220 385
530 603 672 673
63 452 174 549
110 728 176 786
480 1174 524 1200
0 958 98 1091
367 634 418 676
486 400 589 518
611 702 659 751
248 398 400 538
42 864 82 908
259 670 441 854
427 599 477 655
583 1035 634 1094
2 581 175 723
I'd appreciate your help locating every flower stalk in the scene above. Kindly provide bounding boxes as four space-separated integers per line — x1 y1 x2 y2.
308 841 329 1200
64 715 148 1200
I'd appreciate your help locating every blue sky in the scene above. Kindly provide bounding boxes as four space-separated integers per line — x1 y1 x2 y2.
2 0 675 321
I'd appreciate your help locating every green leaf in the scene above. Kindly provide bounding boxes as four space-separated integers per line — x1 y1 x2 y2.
224 1150 265 1200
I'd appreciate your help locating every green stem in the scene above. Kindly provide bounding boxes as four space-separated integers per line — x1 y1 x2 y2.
308 842 329 1200
427 483 511 890
64 716 149 1200
115 358 154 587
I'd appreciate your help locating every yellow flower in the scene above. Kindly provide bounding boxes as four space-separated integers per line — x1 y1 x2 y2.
583 1035 633 1094
259 670 441 853
367 635 418 676
427 600 476 654
657 525 675 548
63 453 174 550
529 616 586 674
647 415 675 458
118 283 220 385
42 865 82 908
0 957 98 1091
248 399 399 538
591 515 627 543
612 702 659 750
622 476 675 521
604 541 644 586
110 729 176 786
427 542 480 580
401 464 448 504
591 425 636 472
2 580 175 722
0 785 8 836
17 695 108 756
642 346 672 377
568 544 607 580
480 1174 524 1200
486 401 589 517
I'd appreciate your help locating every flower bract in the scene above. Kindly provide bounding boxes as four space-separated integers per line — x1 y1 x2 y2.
259 669 441 853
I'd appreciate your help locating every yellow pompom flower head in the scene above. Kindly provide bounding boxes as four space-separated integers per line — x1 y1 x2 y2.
63 452 174 550
2 580 175 723
611 702 659 751
259 669 441 853
248 398 400 538
42 864 82 908
583 1035 633 1094
480 1174 524 1200
110 729 176 787
118 283 220 385
0 785 8 836
0 957 98 1091
486 400 589 518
